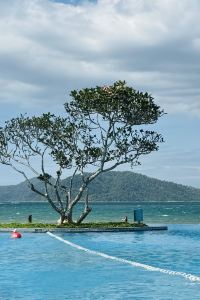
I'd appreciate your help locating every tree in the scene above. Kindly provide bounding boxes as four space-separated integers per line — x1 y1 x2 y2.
0 81 164 224
0 114 78 224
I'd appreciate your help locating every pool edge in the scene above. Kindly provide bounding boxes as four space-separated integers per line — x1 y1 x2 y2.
0 225 168 233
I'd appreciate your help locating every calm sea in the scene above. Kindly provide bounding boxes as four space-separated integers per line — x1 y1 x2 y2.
0 202 200 224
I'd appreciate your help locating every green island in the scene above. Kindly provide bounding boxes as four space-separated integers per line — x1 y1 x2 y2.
1 171 200 203
0 221 147 229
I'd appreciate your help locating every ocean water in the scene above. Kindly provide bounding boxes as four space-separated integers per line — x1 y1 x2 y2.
1 225 200 299
0 201 200 224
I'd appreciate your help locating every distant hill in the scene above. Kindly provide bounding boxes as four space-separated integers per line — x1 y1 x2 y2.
0 171 200 202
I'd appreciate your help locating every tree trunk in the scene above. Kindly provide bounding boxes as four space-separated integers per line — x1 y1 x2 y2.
76 207 92 225
57 209 73 225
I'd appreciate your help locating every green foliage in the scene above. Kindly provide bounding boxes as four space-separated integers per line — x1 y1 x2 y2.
0 223 56 228
63 80 164 169
38 173 51 182
67 80 163 124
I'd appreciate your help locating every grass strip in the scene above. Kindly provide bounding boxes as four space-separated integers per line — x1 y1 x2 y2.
0 222 147 229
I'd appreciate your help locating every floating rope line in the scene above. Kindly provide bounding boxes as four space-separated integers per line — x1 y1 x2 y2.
47 231 200 283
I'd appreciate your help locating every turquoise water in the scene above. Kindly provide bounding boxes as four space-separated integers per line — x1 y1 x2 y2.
0 201 200 223
1 225 200 299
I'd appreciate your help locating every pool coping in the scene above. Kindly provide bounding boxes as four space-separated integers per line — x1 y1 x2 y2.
0 225 168 233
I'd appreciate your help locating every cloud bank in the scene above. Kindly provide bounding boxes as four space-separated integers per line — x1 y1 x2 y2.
0 0 200 115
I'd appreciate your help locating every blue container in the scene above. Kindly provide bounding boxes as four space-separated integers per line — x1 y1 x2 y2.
134 209 143 223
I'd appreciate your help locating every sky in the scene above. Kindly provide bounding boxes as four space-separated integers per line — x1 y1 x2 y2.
0 0 200 188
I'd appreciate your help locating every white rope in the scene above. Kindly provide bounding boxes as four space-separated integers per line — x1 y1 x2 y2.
47 231 200 283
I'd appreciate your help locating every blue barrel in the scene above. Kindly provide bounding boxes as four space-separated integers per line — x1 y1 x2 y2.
134 209 143 223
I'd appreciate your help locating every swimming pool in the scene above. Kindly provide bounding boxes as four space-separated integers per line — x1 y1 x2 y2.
1 225 200 299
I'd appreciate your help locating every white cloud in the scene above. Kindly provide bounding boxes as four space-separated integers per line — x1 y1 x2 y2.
128 146 200 188
0 0 200 114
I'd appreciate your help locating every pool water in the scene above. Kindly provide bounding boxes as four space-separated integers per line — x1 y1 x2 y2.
1 225 200 299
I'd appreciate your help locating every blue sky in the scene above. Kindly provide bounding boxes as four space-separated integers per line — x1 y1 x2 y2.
0 0 200 188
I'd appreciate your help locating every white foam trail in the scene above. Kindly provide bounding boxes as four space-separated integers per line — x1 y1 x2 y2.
47 231 200 283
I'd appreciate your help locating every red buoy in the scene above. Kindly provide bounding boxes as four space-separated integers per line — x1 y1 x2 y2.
11 230 22 239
